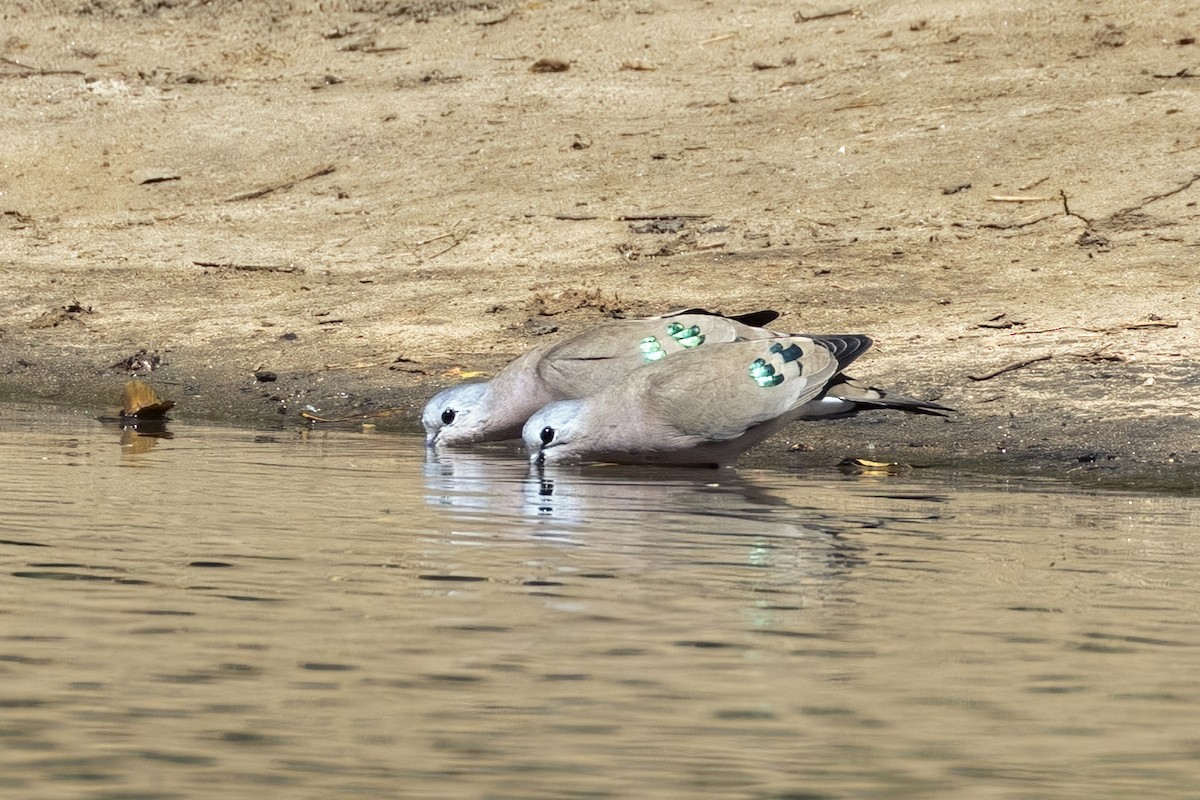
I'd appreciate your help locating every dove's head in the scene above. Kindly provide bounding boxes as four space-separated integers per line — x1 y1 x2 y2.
523 400 588 465
422 383 492 447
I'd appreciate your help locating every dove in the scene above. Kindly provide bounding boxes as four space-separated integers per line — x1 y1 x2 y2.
423 310 951 448
422 309 784 447
523 333 921 467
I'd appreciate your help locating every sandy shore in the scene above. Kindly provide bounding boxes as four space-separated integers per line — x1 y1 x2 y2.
2 0 1196 489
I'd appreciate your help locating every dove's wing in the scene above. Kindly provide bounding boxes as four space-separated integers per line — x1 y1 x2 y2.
526 334 883 465
428 309 789 446
634 336 863 443
533 312 779 398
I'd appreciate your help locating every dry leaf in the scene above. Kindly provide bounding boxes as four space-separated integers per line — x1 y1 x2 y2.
120 379 175 418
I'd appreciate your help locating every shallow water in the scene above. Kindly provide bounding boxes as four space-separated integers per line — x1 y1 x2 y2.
1 404 1199 800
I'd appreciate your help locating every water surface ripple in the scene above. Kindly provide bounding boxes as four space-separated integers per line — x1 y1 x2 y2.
1 405 1198 799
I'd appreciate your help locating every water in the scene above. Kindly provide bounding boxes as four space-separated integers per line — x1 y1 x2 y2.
1 404 1198 800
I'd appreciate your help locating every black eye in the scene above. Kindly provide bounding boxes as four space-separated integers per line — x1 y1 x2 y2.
539 426 555 445
441 409 456 425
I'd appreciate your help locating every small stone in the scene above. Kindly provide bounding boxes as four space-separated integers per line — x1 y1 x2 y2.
530 58 570 73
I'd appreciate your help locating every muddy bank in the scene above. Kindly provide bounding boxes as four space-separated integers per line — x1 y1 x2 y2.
1 317 1194 493
1 0 1196 490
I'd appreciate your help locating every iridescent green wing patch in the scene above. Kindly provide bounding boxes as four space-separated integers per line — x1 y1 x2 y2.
640 322 706 363
749 358 784 387
665 322 705 349
749 342 806 387
769 342 805 370
640 336 667 362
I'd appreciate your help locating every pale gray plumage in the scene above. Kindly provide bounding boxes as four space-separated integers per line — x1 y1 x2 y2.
523 334 878 467
422 309 782 447
424 310 952 448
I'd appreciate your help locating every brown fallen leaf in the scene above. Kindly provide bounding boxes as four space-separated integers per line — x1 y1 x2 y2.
120 379 175 418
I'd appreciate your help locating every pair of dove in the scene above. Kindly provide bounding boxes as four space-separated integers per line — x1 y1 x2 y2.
422 309 951 467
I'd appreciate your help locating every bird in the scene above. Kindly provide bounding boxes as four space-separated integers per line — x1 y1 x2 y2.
422 309 784 448
522 334 942 467
423 309 950 449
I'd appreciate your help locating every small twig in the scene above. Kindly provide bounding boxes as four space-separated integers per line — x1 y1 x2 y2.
551 212 711 221
193 261 301 273
1122 320 1178 330
699 33 739 44
477 9 515 25
1072 172 1200 231
619 213 710 221
1112 172 1200 217
425 238 464 260
795 7 854 22
1010 326 1066 336
1083 319 1179 333
413 231 457 246
1019 175 1050 191
989 195 1053 203
1152 68 1197 79
975 213 1057 230
0 56 84 78
967 354 1053 382
224 165 335 202
403 227 468 262
355 45 409 54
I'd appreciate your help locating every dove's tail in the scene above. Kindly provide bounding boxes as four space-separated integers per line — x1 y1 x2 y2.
805 334 874 373
798 375 954 420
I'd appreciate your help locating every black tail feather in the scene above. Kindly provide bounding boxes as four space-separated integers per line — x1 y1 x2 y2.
853 396 955 417
727 309 782 328
675 308 782 328
806 334 874 372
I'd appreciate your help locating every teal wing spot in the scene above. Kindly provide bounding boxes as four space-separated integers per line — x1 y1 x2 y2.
769 342 805 372
640 336 667 362
749 357 784 387
666 322 706 349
